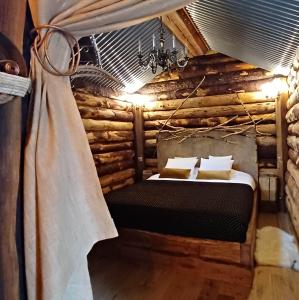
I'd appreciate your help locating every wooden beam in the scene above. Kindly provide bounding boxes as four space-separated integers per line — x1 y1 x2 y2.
0 0 27 299
177 9 209 55
162 9 209 57
134 106 144 181
276 91 289 211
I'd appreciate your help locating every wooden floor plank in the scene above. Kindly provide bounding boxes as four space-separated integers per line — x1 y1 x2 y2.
257 213 278 228
90 212 299 300
162 269 204 300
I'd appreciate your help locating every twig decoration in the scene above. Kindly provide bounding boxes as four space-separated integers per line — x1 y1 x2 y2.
158 76 206 132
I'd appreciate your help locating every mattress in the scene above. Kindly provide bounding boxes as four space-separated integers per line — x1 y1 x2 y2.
105 180 254 243
148 169 256 190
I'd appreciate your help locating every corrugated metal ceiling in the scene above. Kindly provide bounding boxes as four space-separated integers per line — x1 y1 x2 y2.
187 0 299 75
76 18 184 93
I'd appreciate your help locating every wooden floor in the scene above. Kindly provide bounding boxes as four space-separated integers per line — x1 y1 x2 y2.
89 213 299 300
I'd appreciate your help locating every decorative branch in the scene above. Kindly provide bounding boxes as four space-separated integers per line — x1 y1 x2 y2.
158 76 206 132
177 115 238 143
156 88 273 144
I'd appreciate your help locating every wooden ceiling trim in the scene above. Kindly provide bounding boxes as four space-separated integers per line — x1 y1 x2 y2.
162 9 209 58
177 9 210 54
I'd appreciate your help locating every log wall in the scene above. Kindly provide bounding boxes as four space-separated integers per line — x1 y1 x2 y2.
74 89 136 194
138 53 279 175
285 52 299 239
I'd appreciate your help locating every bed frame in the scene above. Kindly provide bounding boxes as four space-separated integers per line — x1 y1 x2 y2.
113 129 258 296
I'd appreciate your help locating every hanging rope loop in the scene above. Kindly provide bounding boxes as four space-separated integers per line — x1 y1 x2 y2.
31 24 80 76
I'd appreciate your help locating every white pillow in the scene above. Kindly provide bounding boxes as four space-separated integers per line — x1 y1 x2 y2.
209 155 233 161
175 156 198 159
165 158 198 170
200 158 234 170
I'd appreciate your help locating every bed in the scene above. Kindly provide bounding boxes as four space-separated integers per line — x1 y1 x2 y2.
107 172 255 242
104 129 258 294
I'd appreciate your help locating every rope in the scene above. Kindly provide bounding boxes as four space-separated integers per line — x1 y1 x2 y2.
31 24 80 76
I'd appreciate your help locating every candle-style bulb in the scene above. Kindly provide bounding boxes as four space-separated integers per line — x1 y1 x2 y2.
138 40 141 53
152 34 156 49
172 35 176 49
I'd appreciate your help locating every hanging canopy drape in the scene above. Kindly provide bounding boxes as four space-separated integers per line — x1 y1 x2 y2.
26 1 194 299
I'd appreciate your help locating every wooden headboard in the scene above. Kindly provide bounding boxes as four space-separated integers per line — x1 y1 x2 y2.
157 129 258 182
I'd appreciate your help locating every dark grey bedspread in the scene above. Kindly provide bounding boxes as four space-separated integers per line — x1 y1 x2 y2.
105 180 254 242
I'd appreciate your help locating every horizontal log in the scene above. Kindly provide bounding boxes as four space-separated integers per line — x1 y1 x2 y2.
256 124 276 135
145 139 156 148
102 186 111 194
258 159 276 168
285 188 299 239
83 119 133 131
188 54 237 66
145 130 158 139
287 159 299 188
150 71 179 83
287 135 299 152
256 136 277 148
288 122 299 136
145 158 158 167
78 106 134 121
146 78 276 100
144 113 276 129
286 103 299 123
97 159 135 176
74 87 134 102
144 124 276 140
143 91 270 111
74 91 133 111
99 168 135 188
143 102 275 121
87 131 134 143
144 167 158 174
180 62 257 80
285 171 299 204
288 148 299 168
293 57 299 71
144 147 157 159
139 69 272 94
90 141 133 154
289 78 297 94
94 149 135 165
111 177 135 191
287 69 296 85
287 87 299 110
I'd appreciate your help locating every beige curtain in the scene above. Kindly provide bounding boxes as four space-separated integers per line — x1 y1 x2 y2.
25 0 194 299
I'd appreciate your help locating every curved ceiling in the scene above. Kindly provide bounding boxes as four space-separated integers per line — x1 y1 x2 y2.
76 18 184 93
187 0 299 75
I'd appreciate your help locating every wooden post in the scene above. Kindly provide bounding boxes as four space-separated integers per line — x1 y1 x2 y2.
0 0 26 299
276 91 289 211
134 105 144 181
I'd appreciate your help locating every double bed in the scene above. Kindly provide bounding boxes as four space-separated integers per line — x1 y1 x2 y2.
107 172 254 243
104 129 258 295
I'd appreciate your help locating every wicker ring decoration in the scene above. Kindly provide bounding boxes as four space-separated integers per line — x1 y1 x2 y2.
31 24 80 76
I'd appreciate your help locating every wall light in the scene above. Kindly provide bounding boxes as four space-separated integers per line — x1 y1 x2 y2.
272 65 290 76
124 93 154 106
261 78 288 99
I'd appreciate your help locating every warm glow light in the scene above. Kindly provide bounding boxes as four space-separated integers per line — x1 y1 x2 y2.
124 93 154 106
261 78 288 98
121 79 155 106
272 65 290 76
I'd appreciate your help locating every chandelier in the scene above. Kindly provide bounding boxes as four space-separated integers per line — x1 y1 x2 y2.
137 17 189 74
